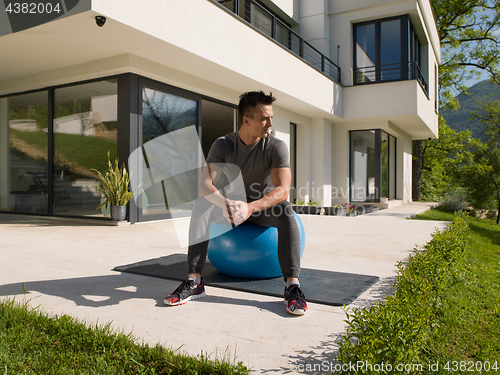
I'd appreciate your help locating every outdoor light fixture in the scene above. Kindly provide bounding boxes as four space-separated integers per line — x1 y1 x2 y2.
95 16 106 27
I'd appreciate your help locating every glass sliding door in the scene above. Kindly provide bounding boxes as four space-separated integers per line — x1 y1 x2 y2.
355 23 376 83
354 16 409 85
0 92 49 214
200 99 235 159
350 130 396 202
140 85 200 220
350 130 376 202
53 79 118 217
380 19 401 81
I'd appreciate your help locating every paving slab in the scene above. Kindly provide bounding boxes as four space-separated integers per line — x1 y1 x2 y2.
0 202 447 374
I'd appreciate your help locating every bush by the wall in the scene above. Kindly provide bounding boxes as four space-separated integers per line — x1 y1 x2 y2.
337 212 469 374
438 188 469 213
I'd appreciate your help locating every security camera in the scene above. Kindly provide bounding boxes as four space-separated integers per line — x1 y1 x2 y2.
95 16 106 27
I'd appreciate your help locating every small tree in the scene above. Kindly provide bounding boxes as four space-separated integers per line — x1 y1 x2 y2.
415 118 477 201
468 93 500 223
463 145 500 223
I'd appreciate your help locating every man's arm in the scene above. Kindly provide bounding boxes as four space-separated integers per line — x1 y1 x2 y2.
229 167 291 224
199 162 228 209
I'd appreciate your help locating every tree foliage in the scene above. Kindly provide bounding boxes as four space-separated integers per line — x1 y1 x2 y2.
467 96 500 223
431 0 500 108
414 1 500 202
472 95 500 143
463 145 500 223
419 118 479 201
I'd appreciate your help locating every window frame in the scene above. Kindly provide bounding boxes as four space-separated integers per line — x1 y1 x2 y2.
353 15 410 86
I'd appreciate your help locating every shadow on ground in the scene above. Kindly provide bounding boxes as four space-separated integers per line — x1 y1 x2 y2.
0 272 293 317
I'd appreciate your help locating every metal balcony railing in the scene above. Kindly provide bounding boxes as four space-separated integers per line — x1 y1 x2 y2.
354 61 429 94
213 0 341 84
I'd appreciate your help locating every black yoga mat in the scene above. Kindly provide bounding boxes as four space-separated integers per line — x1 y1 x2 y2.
114 253 379 306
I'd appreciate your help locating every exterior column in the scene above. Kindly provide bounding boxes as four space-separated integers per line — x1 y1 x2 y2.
311 118 332 207
299 0 330 57
296 122 312 203
402 135 413 203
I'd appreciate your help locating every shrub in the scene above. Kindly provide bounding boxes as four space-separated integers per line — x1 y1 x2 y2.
438 188 469 213
337 212 469 374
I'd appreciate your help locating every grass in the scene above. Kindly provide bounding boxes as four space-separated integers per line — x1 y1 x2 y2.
10 128 117 175
337 210 500 374
0 299 249 374
414 209 500 367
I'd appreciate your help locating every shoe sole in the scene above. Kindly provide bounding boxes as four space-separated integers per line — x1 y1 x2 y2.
283 298 308 315
164 291 206 306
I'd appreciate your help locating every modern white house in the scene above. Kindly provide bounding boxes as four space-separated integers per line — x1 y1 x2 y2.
0 0 440 223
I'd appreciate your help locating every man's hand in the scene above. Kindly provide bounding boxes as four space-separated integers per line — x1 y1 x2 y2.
222 200 252 226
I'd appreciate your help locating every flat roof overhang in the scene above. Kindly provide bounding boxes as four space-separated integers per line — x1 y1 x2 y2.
0 1 341 120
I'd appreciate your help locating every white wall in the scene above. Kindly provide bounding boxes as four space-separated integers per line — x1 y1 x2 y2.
299 0 330 57
311 118 332 206
331 125 349 205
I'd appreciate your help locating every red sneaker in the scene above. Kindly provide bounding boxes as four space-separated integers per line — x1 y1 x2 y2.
164 278 206 306
283 284 308 315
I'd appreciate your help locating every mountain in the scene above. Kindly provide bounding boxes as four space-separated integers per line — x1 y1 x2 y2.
440 80 500 140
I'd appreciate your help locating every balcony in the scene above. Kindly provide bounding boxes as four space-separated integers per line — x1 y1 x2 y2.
354 61 428 96
213 0 341 84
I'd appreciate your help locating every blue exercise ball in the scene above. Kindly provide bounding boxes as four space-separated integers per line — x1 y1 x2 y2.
207 212 305 279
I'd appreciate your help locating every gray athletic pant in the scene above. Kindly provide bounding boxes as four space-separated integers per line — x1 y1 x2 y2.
187 198 301 280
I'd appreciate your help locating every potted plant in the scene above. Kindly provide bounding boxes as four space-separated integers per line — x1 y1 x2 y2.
291 200 306 214
92 152 139 221
326 203 354 216
325 203 375 216
380 197 389 204
324 205 337 216
292 200 322 215
306 201 322 215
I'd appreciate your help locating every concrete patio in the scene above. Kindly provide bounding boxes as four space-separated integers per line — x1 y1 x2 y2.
0 202 447 374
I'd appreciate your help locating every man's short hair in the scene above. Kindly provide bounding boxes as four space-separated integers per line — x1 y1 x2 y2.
238 91 276 126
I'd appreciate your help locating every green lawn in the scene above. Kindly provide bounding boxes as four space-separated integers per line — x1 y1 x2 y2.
414 209 500 367
338 210 500 374
0 299 249 374
11 129 117 174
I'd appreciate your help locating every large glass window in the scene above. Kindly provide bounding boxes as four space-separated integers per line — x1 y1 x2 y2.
350 131 376 202
380 19 401 81
53 79 118 217
350 130 396 202
140 86 199 220
354 15 428 89
0 92 49 214
355 23 376 83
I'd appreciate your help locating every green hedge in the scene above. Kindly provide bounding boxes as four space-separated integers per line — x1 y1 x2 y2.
337 212 469 374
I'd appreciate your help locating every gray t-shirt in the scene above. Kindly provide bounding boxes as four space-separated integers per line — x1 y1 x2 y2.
206 131 290 202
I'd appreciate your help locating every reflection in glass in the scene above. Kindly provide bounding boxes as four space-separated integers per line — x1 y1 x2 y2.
350 130 397 202
53 79 118 217
0 92 49 214
350 131 376 202
389 134 396 199
380 19 401 81
356 23 376 83
381 132 389 198
141 87 199 218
